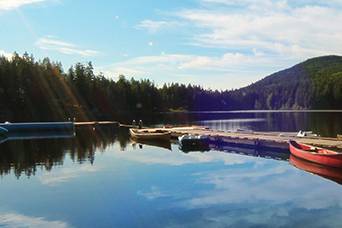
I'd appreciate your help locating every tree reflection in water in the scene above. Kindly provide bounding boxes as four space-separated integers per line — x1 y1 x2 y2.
0 126 130 178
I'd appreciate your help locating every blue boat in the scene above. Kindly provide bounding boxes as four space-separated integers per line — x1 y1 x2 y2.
178 134 210 152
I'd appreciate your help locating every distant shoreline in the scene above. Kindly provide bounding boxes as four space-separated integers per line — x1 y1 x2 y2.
163 110 342 114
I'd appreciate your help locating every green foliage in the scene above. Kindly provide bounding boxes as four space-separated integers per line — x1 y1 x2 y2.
229 55 342 110
303 56 342 108
0 53 230 121
0 53 340 122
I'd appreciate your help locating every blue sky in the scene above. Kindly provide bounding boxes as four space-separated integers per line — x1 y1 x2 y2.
1 0 342 89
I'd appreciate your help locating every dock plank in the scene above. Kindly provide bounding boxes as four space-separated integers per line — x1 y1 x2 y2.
75 121 119 126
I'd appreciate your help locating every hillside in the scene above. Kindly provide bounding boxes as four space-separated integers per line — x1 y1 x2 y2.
230 56 342 110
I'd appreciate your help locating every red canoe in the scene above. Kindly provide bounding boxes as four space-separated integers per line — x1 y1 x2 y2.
289 140 342 168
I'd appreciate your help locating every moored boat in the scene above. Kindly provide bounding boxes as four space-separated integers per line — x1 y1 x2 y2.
129 128 171 140
289 140 342 168
178 134 210 152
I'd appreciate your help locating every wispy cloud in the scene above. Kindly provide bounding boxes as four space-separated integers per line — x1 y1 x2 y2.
177 0 342 59
36 36 100 57
0 0 48 11
137 186 171 200
0 213 70 228
180 163 342 210
98 52 279 89
136 20 180 33
39 164 100 186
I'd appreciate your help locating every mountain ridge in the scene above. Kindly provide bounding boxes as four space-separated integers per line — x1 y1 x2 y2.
229 55 342 110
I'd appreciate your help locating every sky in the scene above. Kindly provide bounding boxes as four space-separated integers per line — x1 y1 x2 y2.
1 0 342 90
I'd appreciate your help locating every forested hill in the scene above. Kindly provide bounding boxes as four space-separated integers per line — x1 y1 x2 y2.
0 53 341 122
229 55 342 110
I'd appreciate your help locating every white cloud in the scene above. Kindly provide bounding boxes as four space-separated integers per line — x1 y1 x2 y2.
0 213 70 228
98 52 279 89
180 163 342 210
0 49 13 59
0 0 48 11
137 186 171 200
39 164 100 186
36 36 100 57
136 20 180 33
178 1 342 59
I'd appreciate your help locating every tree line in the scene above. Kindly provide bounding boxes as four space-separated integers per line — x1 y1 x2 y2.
0 53 341 122
0 53 235 122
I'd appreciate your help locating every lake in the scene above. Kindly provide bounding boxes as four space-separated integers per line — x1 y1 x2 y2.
0 111 342 228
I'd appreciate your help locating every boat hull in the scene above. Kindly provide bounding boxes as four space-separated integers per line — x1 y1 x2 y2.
129 129 171 140
289 140 342 168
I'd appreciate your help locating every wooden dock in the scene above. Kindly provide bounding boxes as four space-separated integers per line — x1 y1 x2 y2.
144 126 342 151
74 121 119 127
1 121 341 151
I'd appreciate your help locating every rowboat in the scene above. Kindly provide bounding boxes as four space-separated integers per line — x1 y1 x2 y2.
289 140 342 168
289 155 342 185
129 128 171 140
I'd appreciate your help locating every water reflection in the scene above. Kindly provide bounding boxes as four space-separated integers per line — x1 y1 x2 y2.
1 124 339 189
0 122 342 227
0 126 129 178
212 144 290 161
290 155 342 185
131 138 172 151
159 111 342 137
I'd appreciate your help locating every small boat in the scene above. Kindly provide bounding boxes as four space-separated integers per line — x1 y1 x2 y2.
289 140 342 168
178 134 210 152
129 128 171 140
290 155 342 185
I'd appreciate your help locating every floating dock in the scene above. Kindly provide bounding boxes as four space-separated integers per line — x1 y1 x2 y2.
1 121 341 151
0 122 75 143
0 121 119 133
75 121 119 127
143 126 342 151
0 122 74 134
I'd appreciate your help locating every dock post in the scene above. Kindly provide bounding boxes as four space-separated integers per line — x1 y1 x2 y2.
255 139 260 148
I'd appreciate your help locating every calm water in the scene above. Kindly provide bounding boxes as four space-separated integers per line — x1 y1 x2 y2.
0 111 342 228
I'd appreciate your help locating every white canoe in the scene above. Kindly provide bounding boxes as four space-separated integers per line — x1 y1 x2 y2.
129 128 171 140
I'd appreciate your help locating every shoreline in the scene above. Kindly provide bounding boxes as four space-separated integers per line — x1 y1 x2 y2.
162 109 342 114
